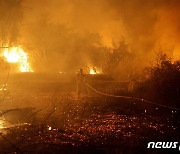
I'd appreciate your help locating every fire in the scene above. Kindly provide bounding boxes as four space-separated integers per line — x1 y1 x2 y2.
89 67 101 74
90 68 97 74
0 119 4 129
3 47 33 72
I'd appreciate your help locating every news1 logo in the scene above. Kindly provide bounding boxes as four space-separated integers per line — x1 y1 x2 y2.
147 142 180 151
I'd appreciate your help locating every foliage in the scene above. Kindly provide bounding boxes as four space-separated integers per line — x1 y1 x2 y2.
136 52 180 107
103 40 135 80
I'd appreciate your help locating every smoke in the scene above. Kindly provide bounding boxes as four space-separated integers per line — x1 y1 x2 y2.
1 0 180 74
0 0 23 46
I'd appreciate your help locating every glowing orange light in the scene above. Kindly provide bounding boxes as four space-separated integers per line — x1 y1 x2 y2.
3 47 33 72
89 67 101 74
0 119 4 129
90 68 97 74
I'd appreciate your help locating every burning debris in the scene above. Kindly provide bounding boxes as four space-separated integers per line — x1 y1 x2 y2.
2 47 33 72
89 67 101 75
80 66 102 75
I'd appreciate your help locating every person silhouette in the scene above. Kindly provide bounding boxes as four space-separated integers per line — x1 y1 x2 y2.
76 68 85 99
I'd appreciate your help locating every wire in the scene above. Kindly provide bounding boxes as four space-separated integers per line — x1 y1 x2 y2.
86 83 180 111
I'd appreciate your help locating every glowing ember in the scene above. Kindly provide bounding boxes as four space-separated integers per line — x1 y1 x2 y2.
48 126 52 131
0 84 7 91
3 47 33 72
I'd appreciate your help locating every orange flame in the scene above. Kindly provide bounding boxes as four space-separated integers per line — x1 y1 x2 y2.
89 67 101 74
3 47 33 72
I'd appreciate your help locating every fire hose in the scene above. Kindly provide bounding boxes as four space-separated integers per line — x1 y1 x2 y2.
86 83 180 111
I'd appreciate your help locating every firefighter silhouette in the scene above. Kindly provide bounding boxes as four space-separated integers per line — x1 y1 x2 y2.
76 68 85 99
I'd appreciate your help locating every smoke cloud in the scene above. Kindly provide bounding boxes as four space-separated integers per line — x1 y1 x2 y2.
0 0 180 75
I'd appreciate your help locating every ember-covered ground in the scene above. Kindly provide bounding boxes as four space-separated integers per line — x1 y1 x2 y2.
0 75 180 153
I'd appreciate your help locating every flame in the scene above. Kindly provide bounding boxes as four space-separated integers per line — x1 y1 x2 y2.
0 119 4 129
3 47 33 72
90 68 97 74
89 67 101 74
